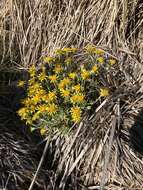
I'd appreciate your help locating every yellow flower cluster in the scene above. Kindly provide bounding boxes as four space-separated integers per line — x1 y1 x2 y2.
99 88 109 97
70 106 81 123
49 75 58 83
91 65 98 74
29 65 36 77
38 70 47 82
47 91 57 102
96 57 104 64
17 80 25 87
40 127 47 136
81 69 90 80
72 84 81 92
58 77 71 90
70 94 85 104
60 89 70 98
17 46 117 135
17 65 58 127
109 59 116 65
46 103 58 115
68 72 76 79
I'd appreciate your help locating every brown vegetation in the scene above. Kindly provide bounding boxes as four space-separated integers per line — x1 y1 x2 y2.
0 0 143 189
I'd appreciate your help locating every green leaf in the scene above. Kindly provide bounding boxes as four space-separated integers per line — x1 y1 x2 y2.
30 127 36 132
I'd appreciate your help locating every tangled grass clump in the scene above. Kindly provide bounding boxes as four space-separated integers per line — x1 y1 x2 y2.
1 0 143 189
17 46 118 135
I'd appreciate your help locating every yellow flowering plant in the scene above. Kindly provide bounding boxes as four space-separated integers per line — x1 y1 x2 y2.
17 46 118 135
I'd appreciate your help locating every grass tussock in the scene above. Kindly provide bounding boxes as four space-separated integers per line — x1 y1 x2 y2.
0 0 143 190
0 0 143 69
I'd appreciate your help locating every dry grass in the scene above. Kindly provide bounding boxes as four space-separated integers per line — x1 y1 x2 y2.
0 91 49 190
0 0 143 189
0 0 142 69
44 68 143 189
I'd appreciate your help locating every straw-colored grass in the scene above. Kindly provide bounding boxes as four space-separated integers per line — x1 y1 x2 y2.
0 0 143 189
0 0 142 69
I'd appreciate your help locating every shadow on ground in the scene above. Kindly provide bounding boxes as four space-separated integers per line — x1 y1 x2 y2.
0 83 49 189
130 109 143 155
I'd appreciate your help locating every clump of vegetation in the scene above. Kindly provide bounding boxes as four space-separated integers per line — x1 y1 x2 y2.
1 0 143 189
17 45 117 135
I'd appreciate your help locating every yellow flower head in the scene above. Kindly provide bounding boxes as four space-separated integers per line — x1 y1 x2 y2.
81 69 90 80
68 72 76 79
72 84 81 92
28 82 43 96
38 105 48 113
28 105 36 113
109 59 116 65
47 91 57 102
28 78 35 86
100 88 109 97
43 56 55 64
37 89 46 96
21 98 33 106
62 77 71 84
96 57 104 64
42 95 48 102
26 118 33 125
58 77 71 89
60 89 70 98
32 112 40 121
91 65 98 74
48 75 58 83
31 94 41 105
54 64 63 74
38 72 47 82
70 106 81 123
47 103 58 115
70 93 85 104
40 127 47 136
17 80 25 88
17 107 29 120
29 65 36 77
